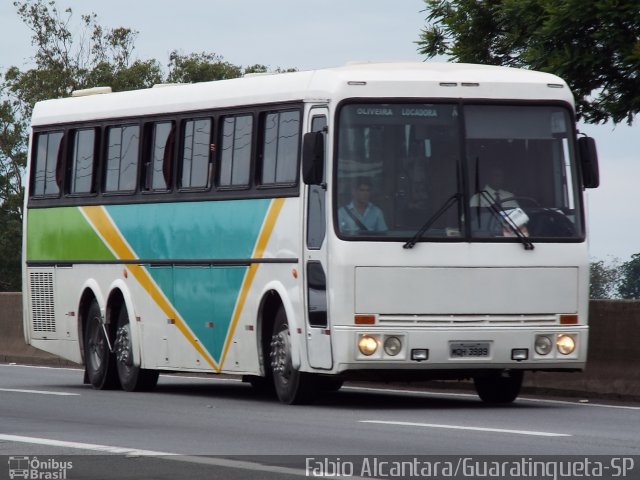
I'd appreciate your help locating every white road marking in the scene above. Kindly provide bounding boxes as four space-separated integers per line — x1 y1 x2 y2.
360 420 572 437
0 434 332 478
517 396 640 411
0 388 79 396
343 385 640 410
0 434 173 456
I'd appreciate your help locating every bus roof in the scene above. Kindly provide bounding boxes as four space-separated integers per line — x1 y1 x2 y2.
31 62 574 127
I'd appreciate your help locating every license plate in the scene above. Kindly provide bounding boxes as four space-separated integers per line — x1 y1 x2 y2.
450 342 490 358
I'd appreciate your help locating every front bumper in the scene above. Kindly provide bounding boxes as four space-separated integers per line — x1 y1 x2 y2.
331 325 588 374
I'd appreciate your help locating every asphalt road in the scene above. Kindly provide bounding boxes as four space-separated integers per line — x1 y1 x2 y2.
1 364 639 479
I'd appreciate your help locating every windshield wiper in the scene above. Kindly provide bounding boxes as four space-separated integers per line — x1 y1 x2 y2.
478 190 534 251
403 194 460 249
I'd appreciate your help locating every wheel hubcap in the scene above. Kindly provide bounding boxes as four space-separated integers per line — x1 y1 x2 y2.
114 325 133 367
270 328 292 382
88 319 105 368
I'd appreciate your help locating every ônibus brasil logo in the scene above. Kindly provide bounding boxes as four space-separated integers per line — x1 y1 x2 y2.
8 456 73 479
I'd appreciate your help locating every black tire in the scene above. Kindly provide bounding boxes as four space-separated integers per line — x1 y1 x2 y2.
474 370 523 404
114 304 159 392
84 299 119 390
270 308 316 404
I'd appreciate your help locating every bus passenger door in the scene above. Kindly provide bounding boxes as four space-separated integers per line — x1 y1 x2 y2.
304 108 333 370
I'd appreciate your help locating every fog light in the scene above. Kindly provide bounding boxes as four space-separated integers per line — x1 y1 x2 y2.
411 349 429 361
358 335 378 356
383 336 402 356
535 335 553 355
511 348 529 361
556 334 576 355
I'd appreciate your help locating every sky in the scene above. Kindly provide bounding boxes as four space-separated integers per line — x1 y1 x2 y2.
1 0 637 262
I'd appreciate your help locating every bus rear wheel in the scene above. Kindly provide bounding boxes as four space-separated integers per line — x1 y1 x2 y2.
114 305 159 392
269 308 316 404
474 370 523 404
84 299 119 390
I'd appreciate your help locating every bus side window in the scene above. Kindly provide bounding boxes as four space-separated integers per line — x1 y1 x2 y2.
260 110 301 185
218 114 253 187
31 131 64 197
306 114 327 249
104 125 140 193
143 121 174 192
69 128 97 195
180 118 212 190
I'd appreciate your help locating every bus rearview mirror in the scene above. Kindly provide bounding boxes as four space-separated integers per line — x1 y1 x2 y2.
578 136 599 189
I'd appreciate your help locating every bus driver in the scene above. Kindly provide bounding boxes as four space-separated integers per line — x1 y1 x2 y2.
338 177 388 233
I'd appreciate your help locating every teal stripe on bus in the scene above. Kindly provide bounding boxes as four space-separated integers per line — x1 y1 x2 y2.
106 199 272 362
106 199 271 260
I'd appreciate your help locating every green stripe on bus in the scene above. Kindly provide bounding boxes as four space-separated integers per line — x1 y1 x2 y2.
26 207 116 261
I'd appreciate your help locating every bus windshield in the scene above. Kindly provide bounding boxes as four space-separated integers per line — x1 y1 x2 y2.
335 102 582 242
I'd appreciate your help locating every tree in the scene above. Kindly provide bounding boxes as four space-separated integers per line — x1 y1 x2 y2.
0 0 296 291
167 51 242 83
417 0 640 124
589 258 620 299
618 254 640 299
0 0 163 291
4 0 163 122
0 84 25 291
165 53 296 84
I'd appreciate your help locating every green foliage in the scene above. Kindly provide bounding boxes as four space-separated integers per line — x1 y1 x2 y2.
244 64 270 75
418 0 640 124
165 54 296 84
0 0 296 291
0 81 26 291
5 0 163 119
0 93 26 212
589 258 621 299
0 0 167 291
167 51 242 83
589 255 640 300
618 254 640 299
0 205 22 291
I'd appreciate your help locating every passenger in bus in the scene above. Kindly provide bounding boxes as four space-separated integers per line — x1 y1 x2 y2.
469 164 529 236
338 177 388 233
470 165 518 208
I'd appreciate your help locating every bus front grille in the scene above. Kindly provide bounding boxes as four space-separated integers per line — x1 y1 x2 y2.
377 314 559 327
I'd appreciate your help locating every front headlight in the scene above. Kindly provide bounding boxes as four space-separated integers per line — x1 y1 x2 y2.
383 336 402 356
535 335 553 356
556 334 576 355
358 335 378 356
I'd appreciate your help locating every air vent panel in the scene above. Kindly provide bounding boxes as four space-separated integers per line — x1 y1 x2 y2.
29 271 56 333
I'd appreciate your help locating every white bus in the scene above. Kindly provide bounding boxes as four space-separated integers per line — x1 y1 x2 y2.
22 62 599 404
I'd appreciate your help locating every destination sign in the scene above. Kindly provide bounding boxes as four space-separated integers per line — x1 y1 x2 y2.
354 106 439 118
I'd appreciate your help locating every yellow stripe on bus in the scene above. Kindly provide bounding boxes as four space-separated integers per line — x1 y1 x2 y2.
80 206 220 371
218 198 285 369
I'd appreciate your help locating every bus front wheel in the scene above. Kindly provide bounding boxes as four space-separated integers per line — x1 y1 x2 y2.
114 304 159 392
474 370 523 404
269 308 315 404
84 299 119 390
